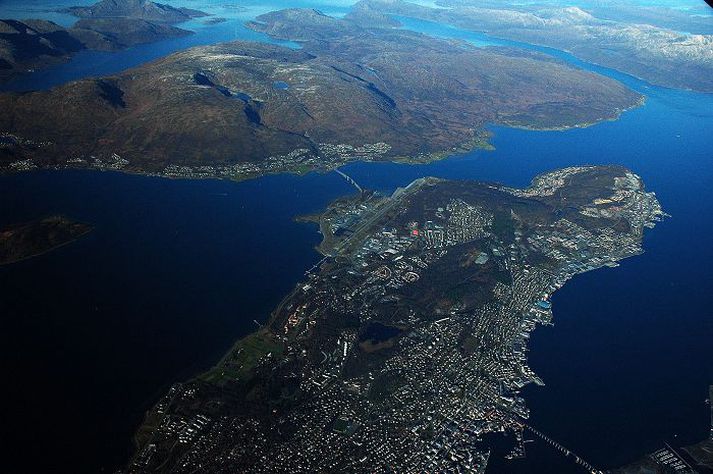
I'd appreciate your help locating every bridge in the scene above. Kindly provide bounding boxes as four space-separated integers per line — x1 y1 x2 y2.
466 383 603 473
519 422 602 473
334 169 363 193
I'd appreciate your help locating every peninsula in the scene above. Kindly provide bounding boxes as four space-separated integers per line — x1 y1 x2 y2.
126 165 665 473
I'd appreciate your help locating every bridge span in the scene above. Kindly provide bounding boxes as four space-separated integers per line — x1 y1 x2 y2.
334 169 363 193
519 422 602 473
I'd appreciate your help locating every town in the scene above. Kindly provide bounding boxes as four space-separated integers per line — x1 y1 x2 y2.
126 166 665 473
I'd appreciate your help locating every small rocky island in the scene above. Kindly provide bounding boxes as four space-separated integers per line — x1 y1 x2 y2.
0 215 92 265
126 166 665 473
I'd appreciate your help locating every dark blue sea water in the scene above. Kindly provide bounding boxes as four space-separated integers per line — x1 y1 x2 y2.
0 3 712 473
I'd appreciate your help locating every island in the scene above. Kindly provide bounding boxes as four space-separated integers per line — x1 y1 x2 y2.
63 0 206 22
0 0 207 83
125 165 665 473
348 0 713 93
0 8 642 182
0 215 92 265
